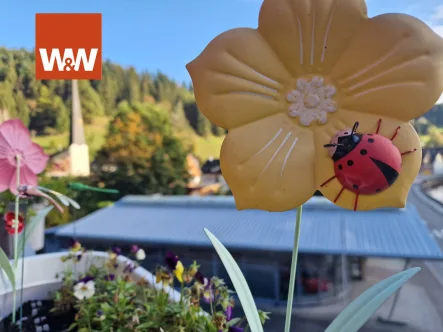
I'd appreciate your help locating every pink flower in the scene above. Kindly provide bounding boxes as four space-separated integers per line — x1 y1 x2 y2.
0 119 48 194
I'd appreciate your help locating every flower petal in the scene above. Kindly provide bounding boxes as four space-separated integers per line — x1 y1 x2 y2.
221 113 316 211
9 166 38 195
0 119 33 151
0 159 14 192
331 14 443 121
24 143 48 174
314 109 421 210
258 0 367 75
186 28 290 129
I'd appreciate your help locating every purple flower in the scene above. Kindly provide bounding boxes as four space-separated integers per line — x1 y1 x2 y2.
223 306 243 332
111 245 121 255
77 275 94 284
104 274 115 281
229 327 244 332
97 310 103 316
165 252 179 270
195 271 205 285
226 306 233 321
131 245 139 253
76 253 83 262
124 263 135 273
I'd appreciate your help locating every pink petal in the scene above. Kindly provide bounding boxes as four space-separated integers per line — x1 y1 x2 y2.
0 159 14 193
24 143 48 174
9 166 37 195
0 133 12 159
0 119 32 152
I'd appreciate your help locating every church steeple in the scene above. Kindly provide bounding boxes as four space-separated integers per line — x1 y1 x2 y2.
70 80 86 145
68 79 90 176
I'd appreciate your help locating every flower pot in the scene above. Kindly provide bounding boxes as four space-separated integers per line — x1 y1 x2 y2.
0 251 181 319
26 204 46 252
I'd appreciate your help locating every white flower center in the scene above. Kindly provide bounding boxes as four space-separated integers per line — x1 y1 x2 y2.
286 76 337 126
305 94 320 108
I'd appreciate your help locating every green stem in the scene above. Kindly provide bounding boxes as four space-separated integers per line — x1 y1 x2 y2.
209 297 214 317
19 201 28 332
12 155 21 323
283 205 303 332
180 282 184 307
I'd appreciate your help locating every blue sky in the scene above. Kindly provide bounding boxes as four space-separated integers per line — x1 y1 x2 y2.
1 0 443 96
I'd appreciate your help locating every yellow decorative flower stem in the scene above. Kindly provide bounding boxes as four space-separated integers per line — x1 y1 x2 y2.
284 205 303 332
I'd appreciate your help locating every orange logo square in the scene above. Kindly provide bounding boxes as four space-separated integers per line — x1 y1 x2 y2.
35 13 102 80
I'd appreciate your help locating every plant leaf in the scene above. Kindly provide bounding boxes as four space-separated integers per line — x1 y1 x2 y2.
325 267 420 332
0 247 15 288
204 228 263 332
17 206 54 259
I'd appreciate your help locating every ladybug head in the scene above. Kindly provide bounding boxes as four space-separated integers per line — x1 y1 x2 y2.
324 122 361 161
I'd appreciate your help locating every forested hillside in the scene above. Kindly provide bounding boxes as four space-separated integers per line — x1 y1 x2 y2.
1 47 442 156
0 47 224 160
412 103 443 147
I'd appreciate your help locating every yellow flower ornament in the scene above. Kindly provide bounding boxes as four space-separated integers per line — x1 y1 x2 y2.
187 0 443 211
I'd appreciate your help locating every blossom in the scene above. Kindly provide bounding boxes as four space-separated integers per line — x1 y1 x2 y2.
97 310 106 321
135 248 146 261
155 267 173 286
73 280 95 300
78 275 94 284
111 245 121 255
187 0 443 211
104 274 115 281
124 263 135 274
165 252 184 283
0 119 48 194
188 261 200 277
4 212 24 235
68 239 82 252
194 272 215 303
222 305 244 332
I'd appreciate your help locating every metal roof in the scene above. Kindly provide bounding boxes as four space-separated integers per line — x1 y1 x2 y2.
54 195 443 260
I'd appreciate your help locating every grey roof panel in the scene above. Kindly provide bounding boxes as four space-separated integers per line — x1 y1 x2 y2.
54 196 443 260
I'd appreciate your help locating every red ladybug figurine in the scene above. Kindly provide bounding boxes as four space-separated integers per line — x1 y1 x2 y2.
320 119 417 211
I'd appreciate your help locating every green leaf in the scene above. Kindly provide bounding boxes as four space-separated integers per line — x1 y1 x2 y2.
325 267 420 332
226 318 241 326
17 206 53 259
204 228 263 332
0 247 15 288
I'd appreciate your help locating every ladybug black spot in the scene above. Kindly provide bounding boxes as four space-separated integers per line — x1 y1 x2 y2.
353 184 359 189
368 138 374 143
375 189 381 193
347 160 354 166
360 149 367 155
338 164 343 170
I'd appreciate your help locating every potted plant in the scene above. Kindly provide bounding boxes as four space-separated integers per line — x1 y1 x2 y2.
1 243 269 331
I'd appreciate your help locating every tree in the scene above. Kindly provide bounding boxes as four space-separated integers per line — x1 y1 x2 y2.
412 117 430 135
14 90 30 125
426 125 443 147
171 99 194 152
123 67 141 105
77 80 105 123
0 82 16 118
196 112 211 137
212 123 226 136
29 85 68 134
95 103 189 197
